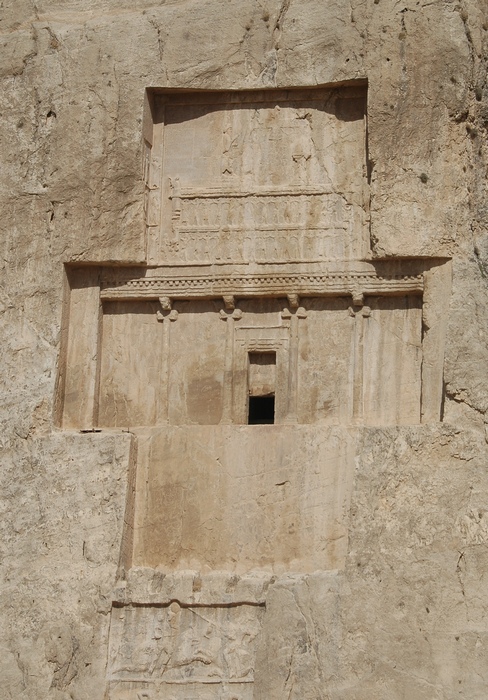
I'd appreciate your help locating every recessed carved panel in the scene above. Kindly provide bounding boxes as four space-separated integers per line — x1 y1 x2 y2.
99 301 162 428
145 88 368 264
107 602 263 699
362 295 422 424
58 262 444 430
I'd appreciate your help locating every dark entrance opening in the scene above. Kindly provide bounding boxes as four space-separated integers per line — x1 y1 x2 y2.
248 395 275 424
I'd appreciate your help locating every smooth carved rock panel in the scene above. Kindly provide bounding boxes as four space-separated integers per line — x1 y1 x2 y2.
296 297 354 424
99 301 163 428
61 268 101 429
131 425 355 573
146 88 368 264
167 301 227 426
362 295 422 425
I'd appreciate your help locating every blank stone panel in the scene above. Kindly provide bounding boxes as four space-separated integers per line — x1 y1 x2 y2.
98 301 162 428
61 267 101 429
237 298 286 326
297 298 354 424
167 301 227 425
362 295 422 425
164 104 224 185
132 425 355 573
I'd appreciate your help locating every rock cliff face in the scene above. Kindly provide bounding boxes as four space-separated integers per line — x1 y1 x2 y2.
2 1 488 698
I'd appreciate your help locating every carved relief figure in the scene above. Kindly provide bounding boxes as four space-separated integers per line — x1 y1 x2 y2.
109 605 263 684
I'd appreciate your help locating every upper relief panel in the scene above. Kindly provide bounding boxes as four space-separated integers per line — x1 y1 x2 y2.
145 86 369 265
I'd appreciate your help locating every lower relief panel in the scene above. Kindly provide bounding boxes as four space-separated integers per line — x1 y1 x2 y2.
107 603 263 700
109 686 253 700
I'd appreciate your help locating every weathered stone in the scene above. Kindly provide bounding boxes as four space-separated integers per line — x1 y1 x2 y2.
1 1 488 698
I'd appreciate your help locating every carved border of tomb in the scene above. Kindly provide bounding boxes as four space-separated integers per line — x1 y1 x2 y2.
56 260 450 429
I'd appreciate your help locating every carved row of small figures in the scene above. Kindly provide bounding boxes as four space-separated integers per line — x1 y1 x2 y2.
170 193 356 230
159 231 353 263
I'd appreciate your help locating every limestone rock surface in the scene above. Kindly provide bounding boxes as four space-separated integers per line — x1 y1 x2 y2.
1 1 488 699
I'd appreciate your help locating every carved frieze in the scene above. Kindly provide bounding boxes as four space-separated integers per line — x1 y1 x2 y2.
100 264 424 303
166 187 361 262
107 602 263 700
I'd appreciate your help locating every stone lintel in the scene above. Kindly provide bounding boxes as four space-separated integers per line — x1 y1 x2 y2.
100 263 424 303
